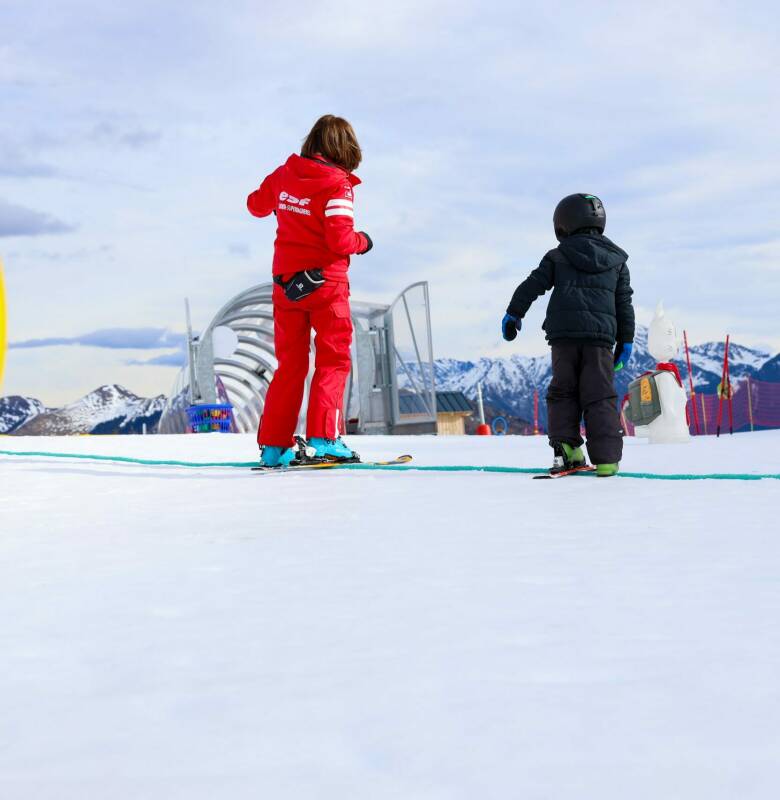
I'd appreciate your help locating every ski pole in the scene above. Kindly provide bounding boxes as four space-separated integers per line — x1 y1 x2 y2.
716 334 729 437
725 337 733 435
683 330 700 435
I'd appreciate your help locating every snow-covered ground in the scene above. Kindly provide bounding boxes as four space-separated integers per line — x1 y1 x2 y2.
1 432 779 798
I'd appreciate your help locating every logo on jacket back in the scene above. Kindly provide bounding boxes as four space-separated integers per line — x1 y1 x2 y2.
278 191 311 216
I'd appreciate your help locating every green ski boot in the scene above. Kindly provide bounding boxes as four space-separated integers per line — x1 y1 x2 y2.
596 463 619 477
550 441 588 475
561 443 586 468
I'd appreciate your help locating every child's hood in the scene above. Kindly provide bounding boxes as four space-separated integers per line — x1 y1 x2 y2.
557 233 628 274
279 153 361 196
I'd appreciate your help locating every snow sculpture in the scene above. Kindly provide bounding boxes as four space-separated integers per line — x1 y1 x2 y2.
627 302 690 444
647 301 679 363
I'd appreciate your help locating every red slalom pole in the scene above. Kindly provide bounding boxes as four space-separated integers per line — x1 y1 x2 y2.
716 334 729 437
725 338 734 435
683 330 700 435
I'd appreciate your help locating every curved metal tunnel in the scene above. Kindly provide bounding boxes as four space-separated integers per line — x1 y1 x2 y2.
158 282 436 437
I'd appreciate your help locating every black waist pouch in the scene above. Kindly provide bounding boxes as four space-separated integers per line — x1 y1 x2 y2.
274 269 325 302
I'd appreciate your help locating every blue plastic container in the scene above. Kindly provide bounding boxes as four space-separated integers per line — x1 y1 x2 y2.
186 404 234 433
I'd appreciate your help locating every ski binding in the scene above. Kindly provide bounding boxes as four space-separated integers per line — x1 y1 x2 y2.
252 454 413 473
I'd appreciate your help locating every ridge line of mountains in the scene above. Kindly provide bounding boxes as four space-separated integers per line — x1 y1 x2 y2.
2 326 778 435
399 325 779 429
0 385 166 436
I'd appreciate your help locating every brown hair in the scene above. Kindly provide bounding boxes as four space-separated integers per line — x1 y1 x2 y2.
301 115 362 173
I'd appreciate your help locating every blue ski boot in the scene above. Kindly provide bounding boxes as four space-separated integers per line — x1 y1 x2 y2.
259 444 298 468
307 437 359 462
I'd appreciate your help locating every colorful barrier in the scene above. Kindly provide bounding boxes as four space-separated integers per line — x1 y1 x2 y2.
623 378 780 436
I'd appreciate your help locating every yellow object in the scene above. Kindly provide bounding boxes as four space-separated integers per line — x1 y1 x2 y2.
436 411 471 435
0 257 6 393
640 376 652 404
717 380 733 400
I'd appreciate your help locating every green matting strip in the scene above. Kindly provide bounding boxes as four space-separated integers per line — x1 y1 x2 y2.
0 448 257 469
1 448 778 480
338 464 780 481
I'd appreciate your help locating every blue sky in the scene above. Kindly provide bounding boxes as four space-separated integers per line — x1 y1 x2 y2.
1 0 778 404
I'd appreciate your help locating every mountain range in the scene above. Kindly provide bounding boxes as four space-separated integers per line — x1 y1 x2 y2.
0 385 165 436
1 328 776 435
406 326 777 427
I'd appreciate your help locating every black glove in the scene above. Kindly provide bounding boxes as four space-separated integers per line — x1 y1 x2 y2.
357 232 373 254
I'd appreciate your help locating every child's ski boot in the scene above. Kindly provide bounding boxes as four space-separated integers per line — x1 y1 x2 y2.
259 444 298 468
550 441 587 475
259 436 313 468
596 463 619 477
306 437 360 463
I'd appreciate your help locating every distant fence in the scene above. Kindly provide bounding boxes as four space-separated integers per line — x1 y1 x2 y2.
622 378 780 436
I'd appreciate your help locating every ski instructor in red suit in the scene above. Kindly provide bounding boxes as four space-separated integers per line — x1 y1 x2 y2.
247 115 373 468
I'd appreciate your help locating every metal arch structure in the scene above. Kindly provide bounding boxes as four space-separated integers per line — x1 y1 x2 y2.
195 283 276 434
158 281 437 436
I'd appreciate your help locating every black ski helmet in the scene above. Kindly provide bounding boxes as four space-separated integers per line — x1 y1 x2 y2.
553 194 606 241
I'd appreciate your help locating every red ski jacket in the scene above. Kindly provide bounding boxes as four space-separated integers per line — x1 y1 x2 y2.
247 154 370 282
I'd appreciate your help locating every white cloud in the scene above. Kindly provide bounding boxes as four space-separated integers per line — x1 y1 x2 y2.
0 199 74 237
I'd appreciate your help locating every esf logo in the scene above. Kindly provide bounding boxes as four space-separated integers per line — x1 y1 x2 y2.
279 192 310 207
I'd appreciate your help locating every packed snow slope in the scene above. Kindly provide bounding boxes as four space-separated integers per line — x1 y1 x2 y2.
1 432 779 799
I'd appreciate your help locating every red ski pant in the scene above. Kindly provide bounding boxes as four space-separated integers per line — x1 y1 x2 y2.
257 281 352 447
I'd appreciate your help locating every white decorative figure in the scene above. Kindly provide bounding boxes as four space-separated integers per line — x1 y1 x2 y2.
629 302 691 444
647 301 679 362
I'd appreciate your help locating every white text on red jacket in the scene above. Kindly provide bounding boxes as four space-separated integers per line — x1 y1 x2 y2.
278 191 312 215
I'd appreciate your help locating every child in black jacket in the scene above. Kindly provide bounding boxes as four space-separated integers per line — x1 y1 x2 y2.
502 194 635 476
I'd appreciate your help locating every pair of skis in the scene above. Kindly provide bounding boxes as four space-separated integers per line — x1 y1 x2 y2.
252 454 413 473
252 436 596 477
252 455 595 478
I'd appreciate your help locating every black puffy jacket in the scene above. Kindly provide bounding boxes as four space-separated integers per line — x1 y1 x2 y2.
507 233 635 347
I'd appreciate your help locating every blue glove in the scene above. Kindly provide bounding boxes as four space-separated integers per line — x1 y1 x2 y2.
502 313 521 341
614 342 633 371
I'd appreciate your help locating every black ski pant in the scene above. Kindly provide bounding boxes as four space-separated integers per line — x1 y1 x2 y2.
547 341 623 464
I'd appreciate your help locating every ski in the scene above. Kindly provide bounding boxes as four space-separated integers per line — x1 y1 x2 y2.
251 454 413 473
533 465 596 480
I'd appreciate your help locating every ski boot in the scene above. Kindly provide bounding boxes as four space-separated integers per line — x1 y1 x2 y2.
259 445 297 468
596 463 619 478
259 436 309 468
306 437 360 463
550 441 587 475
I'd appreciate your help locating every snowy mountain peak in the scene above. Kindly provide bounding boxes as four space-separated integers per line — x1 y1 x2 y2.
687 340 770 379
2 384 166 436
0 395 48 435
401 327 778 428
